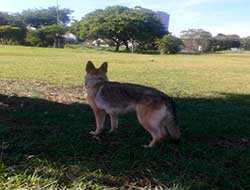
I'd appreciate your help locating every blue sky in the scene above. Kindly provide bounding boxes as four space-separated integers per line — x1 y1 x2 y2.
1 0 250 37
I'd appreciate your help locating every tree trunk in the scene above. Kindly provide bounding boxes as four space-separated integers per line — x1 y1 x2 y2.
124 40 129 51
131 40 135 54
53 37 58 48
115 43 120 51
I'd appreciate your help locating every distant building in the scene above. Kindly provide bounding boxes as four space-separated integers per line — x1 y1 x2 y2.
155 11 170 31
135 6 170 32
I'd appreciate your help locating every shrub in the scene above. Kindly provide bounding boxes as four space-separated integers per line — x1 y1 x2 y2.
156 34 183 54
25 30 42 46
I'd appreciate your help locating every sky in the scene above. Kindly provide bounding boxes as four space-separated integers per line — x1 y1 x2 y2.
1 0 250 37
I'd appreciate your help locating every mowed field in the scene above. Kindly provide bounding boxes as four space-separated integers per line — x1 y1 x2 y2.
0 46 250 189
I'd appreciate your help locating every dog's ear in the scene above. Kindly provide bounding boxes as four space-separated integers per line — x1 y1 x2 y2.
86 61 95 73
99 62 108 73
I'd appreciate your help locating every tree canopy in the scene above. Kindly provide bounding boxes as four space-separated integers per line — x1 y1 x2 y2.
213 34 241 50
0 7 73 47
20 7 73 28
180 29 242 52
241 36 250 50
156 34 183 54
72 6 165 51
180 29 212 52
0 25 26 44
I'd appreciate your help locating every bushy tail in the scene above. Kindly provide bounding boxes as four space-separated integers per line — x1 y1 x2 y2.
165 119 181 140
163 97 181 140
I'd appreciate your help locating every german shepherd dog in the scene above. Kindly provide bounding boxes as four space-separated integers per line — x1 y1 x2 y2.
85 61 181 147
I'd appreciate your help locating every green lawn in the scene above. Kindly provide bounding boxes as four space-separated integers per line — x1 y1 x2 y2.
0 45 250 189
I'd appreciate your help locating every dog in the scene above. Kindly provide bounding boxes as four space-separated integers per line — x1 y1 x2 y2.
84 61 181 147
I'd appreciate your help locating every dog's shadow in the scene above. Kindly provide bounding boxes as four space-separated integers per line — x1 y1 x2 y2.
0 93 249 188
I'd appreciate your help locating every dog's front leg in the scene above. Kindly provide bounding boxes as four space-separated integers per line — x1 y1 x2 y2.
109 114 118 133
90 108 106 136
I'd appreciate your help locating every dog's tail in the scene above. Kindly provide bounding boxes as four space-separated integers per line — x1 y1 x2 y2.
162 97 181 141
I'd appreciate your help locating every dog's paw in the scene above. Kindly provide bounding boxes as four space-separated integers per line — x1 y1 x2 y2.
142 144 150 148
89 131 101 141
89 131 97 136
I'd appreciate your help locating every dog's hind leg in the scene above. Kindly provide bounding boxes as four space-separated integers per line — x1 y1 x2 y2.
142 124 167 148
162 114 181 141
136 104 167 148
109 113 118 133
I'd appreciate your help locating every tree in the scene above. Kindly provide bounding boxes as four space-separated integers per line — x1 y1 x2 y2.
21 7 73 28
0 12 27 45
77 6 131 51
156 34 183 54
0 12 10 25
0 25 26 44
38 24 66 48
127 8 166 51
180 29 212 52
73 6 165 51
226 34 241 49
210 33 227 51
211 33 241 51
0 12 24 27
241 36 250 50
25 30 42 46
70 19 83 41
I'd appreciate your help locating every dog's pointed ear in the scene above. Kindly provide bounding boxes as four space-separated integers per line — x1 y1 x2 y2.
99 62 108 73
86 61 95 73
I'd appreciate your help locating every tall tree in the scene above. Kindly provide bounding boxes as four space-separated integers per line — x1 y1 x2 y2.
73 6 165 51
180 29 212 52
212 33 241 51
38 24 66 48
21 7 73 28
125 8 165 51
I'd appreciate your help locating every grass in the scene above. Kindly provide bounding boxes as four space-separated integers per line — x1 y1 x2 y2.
0 45 250 189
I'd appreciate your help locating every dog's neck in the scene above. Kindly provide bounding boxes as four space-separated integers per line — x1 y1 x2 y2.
86 81 106 97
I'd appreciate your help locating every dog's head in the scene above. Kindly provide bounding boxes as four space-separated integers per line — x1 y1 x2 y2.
84 61 108 88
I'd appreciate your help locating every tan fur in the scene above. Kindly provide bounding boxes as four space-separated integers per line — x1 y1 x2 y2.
136 102 168 147
85 61 181 147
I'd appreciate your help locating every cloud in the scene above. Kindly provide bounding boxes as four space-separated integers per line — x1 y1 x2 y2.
172 0 246 7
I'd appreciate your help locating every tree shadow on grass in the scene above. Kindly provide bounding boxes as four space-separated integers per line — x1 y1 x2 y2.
0 93 250 189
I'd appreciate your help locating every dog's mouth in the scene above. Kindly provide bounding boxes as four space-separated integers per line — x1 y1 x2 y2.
84 83 92 90
84 84 89 89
